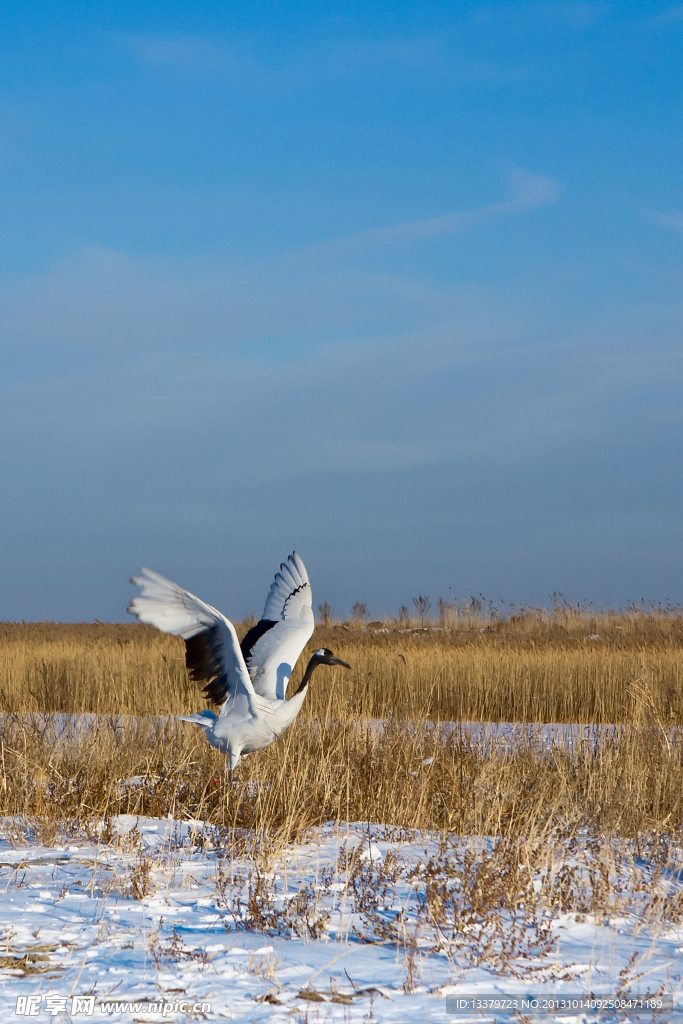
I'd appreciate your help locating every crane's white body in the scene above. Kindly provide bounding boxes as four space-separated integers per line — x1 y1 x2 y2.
127 553 316 770
178 685 310 765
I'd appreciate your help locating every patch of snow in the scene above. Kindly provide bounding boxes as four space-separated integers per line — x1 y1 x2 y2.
359 842 384 862
0 818 680 1020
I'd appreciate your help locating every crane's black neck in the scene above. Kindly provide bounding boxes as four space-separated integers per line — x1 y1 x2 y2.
292 655 323 697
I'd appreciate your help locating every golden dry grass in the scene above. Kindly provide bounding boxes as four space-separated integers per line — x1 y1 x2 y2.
1 707 682 843
0 608 682 844
2 607 683 723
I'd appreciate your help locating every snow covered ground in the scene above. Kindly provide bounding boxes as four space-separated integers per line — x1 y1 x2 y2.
0 816 682 1022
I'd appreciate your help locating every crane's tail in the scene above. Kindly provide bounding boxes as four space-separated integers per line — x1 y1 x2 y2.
177 711 218 729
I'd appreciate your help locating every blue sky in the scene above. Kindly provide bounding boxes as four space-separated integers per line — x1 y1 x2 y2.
1 0 683 620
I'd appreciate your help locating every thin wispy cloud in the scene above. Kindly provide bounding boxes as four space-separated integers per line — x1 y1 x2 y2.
323 33 526 86
645 208 683 232
652 5 683 23
126 29 528 91
127 31 443 88
129 35 224 68
471 2 603 31
329 34 443 74
310 165 559 254
0 167 558 358
2 250 680 486
127 34 269 87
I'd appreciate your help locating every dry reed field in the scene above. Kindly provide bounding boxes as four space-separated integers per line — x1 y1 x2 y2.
0 607 682 839
3 604 683 722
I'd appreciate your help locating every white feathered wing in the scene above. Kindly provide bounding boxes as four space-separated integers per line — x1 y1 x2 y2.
126 567 266 718
240 552 315 700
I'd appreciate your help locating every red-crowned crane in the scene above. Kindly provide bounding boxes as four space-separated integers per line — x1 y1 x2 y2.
127 552 351 770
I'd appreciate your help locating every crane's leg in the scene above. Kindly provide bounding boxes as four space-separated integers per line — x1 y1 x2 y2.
227 746 242 786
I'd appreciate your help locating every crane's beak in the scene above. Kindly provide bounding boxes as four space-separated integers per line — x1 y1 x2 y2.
330 656 352 669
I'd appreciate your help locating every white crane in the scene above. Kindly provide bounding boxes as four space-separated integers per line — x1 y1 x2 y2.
127 552 351 770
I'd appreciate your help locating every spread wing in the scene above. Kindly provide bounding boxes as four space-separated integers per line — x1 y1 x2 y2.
127 568 264 715
240 551 315 700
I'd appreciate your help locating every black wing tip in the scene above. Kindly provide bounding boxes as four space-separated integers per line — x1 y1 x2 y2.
184 625 229 706
202 675 230 706
240 618 278 664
